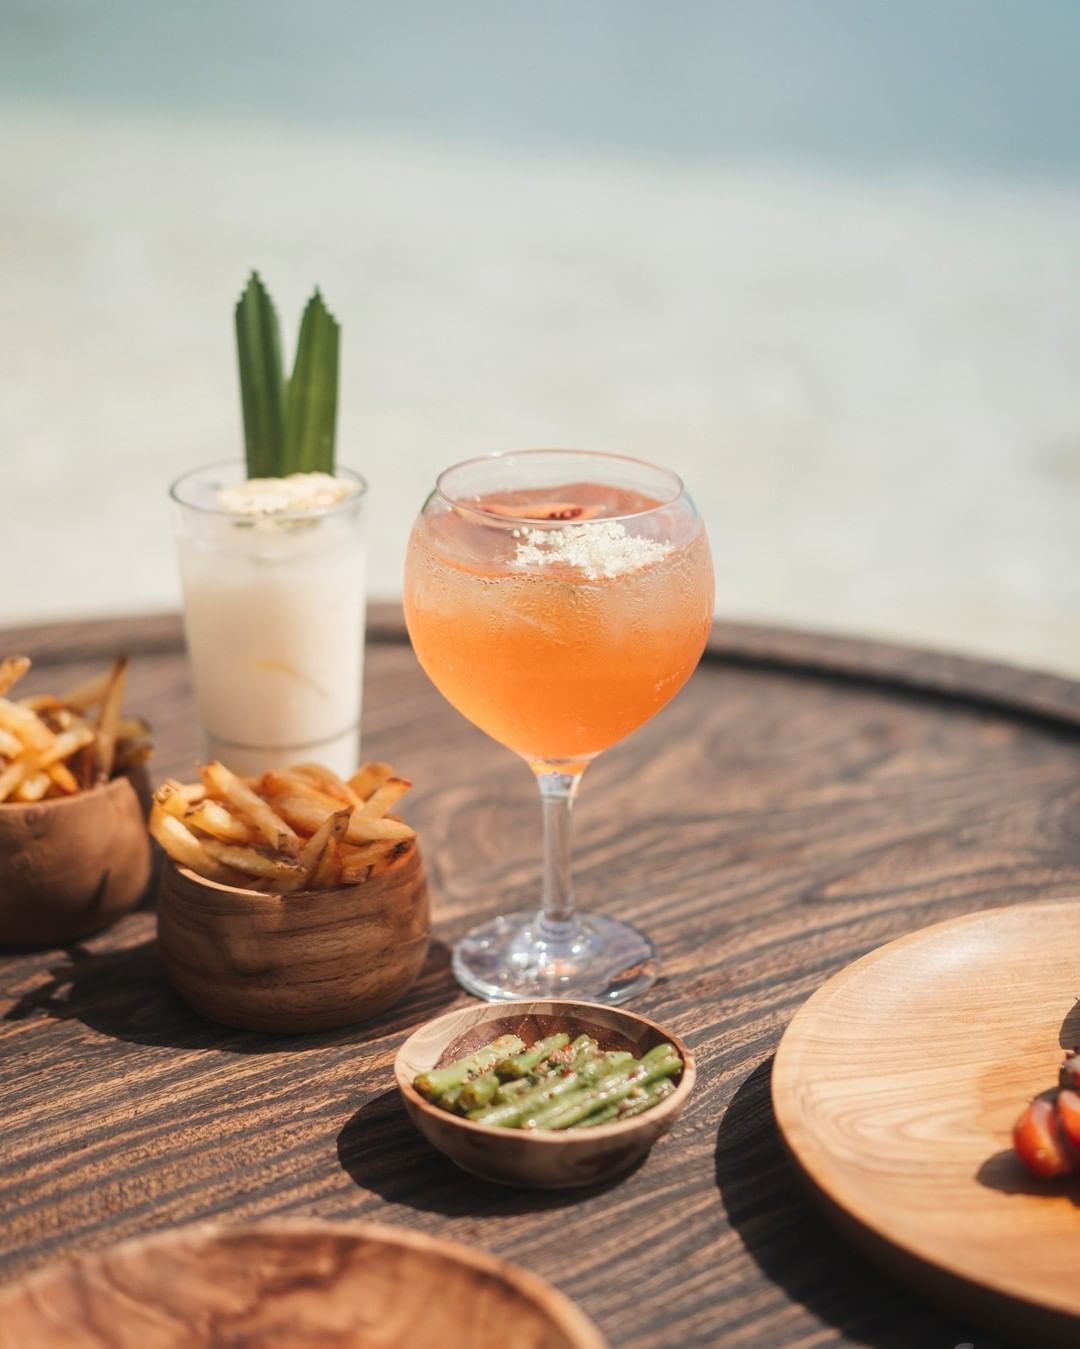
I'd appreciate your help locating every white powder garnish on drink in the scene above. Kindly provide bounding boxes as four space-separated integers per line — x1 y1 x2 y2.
511 520 672 579
217 471 357 516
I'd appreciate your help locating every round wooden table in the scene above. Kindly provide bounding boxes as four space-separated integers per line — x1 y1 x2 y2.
2 607 1078 1349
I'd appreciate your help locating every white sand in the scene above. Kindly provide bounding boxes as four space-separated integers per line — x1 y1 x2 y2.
3 101 1079 674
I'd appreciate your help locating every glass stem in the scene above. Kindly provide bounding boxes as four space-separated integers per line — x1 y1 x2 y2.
536 767 585 936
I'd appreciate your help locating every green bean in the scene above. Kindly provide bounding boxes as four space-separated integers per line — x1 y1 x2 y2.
471 1050 628 1127
576 1101 620 1127
529 1052 682 1131
413 1034 526 1101
578 1077 676 1127
421 1031 683 1132
436 1083 465 1112
493 1077 535 1104
495 1033 570 1079
457 1070 501 1111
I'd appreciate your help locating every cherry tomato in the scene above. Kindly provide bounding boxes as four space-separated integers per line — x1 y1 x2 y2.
1013 1097 1076 1178
1056 1089 1080 1153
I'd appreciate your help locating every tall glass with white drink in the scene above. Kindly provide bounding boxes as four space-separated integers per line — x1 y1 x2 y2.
170 462 366 776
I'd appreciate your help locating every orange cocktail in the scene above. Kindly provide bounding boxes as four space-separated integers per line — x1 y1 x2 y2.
405 483 713 768
404 450 714 1004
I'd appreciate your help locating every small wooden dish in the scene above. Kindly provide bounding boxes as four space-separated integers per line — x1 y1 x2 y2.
0 773 152 947
394 1000 695 1188
157 843 430 1033
773 900 1080 1348
0 1218 607 1348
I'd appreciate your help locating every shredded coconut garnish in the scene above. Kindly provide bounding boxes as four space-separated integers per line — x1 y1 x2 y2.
511 520 672 580
218 472 357 516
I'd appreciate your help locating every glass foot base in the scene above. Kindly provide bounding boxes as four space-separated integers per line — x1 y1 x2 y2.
451 910 659 1004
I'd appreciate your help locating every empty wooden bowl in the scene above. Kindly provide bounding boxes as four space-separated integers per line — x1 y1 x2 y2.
0 1218 607 1349
395 1000 695 1188
157 843 430 1033
0 773 152 948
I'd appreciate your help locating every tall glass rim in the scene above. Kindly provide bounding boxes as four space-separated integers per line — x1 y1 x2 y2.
433 448 688 527
170 459 368 521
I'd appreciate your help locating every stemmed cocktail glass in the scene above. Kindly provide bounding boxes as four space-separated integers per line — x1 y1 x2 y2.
404 450 714 1003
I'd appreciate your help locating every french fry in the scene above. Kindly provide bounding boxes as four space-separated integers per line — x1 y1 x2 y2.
39 705 75 730
200 839 305 882
38 726 94 768
14 771 51 803
286 807 352 891
339 839 412 883
92 657 128 781
257 771 342 812
0 760 28 804
153 783 190 819
348 761 393 800
183 799 260 844
0 657 30 698
20 695 63 714
149 804 240 884
339 840 391 882
45 761 80 795
360 776 412 819
312 836 342 888
152 757 413 891
0 656 149 806
270 793 415 844
0 699 53 752
202 761 301 857
59 668 114 712
290 763 363 808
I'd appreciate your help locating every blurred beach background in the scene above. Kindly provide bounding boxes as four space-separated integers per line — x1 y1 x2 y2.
2 0 1078 673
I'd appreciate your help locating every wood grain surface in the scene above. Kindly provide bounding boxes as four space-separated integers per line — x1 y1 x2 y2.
0 1219 607 1348
2 605 1080 1348
772 901 1080 1347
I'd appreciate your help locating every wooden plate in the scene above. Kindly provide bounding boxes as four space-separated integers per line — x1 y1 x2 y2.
773 901 1080 1347
0 1219 607 1349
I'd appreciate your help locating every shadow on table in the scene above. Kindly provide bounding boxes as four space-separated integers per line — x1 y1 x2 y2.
715 1057 1016 1349
976 1148 1080 1206
1060 999 1080 1051
336 1087 640 1218
3 936 460 1055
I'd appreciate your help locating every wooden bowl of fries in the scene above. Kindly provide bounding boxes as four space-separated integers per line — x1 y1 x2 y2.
0 655 154 947
155 760 430 1033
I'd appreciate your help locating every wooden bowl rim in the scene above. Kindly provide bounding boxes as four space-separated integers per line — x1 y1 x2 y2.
0 772 141 817
164 839 420 902
771 898 1080 1323
0 1217 607 1349
395 999 696 1145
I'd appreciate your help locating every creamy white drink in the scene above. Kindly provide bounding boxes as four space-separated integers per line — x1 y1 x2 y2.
171 464 366 776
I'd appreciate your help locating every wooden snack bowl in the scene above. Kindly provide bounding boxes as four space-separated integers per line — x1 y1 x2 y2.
395 1000 695 1188
157 843 429 1033
0 1218 607 1349
0 773 152 948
